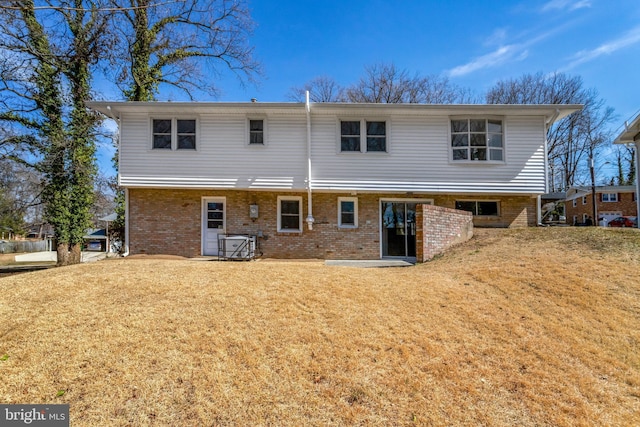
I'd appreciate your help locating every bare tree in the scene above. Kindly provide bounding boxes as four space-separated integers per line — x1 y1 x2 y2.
291 63 476 104
287 76 344 102
608 144 636 186
486 72 615 190
344 63 421 103
109 0 261 100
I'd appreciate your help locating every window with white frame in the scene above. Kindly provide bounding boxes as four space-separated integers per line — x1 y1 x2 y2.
340 119 387 152
152 118 197 150
601 193 618 202
277 196 302 232
248 118 266 145
572 199 577 207
338 197 358 228
582 196 588 205
455 200 499 216
451 118 503 161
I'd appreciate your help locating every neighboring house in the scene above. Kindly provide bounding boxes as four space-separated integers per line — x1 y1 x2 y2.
88 101 579 260
565 185 637 225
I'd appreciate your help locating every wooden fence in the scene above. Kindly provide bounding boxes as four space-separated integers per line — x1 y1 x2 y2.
0 240 49 254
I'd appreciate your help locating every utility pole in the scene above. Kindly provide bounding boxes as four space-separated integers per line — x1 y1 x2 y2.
590 156 597 226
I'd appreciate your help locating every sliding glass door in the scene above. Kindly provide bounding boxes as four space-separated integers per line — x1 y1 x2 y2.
381 201 417 258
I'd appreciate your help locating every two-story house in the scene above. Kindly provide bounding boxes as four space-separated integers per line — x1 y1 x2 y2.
88 100 580 260
565 185 637 225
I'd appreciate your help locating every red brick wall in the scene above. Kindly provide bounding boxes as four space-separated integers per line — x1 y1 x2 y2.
128 189 537 258
416 205 474 262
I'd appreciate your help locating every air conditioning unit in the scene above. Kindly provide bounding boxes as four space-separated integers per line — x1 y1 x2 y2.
220 235 255 260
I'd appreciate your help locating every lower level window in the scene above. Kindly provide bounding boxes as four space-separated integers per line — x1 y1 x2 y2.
278 196 302 232
455 200 499 216
338 197 358 228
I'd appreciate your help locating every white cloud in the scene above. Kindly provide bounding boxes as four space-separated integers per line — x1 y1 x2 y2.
484 28 508 47
448 45 525 77
563 25 640 70
541 0 591 12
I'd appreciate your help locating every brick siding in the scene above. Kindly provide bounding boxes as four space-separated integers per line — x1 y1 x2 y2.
128 189 538 258
416 205 473 262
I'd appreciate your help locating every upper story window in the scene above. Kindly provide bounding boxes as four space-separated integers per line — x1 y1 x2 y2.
340 119 387 152
248 119 265 145
601 193 618 202
152 118 197 150
451 118 503 161
582 196 588 205
338 197 358 228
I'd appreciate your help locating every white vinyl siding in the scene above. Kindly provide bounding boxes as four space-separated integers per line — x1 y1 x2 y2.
312 114 546 194
119 112 307 189
116 106 548 195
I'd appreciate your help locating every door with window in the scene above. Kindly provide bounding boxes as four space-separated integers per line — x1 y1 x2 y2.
202 198 225 256
381 201 421 259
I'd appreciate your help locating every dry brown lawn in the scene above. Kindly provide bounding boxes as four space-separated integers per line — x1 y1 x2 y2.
1 227 639 426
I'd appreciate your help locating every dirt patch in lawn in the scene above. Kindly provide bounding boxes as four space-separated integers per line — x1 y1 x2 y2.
0 253 17 265
0 227 639 426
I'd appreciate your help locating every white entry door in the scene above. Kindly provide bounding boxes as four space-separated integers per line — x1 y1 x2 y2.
202 197 225 256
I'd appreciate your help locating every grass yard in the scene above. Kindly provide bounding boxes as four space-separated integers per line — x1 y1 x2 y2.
1 228 639 426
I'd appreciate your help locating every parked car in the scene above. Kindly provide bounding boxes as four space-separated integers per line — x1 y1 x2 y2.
608 216 638 227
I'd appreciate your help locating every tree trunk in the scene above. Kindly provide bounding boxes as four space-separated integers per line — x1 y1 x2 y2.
56 243 69 266
56 242 82 266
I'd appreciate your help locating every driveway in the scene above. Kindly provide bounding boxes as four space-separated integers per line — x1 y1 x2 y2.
14 251 106 263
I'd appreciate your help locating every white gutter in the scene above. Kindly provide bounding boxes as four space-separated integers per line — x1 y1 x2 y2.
106 105 129 256
305 91 315 230
544 109 560 194
539 109 560 225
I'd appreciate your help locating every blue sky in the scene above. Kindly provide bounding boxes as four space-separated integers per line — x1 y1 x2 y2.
219 0 640 120
97 0 640 175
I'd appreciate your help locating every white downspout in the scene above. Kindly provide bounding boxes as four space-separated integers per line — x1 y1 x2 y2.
124 188 130 256
106 106 129 256
540 109 559 226
305 91 315 230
